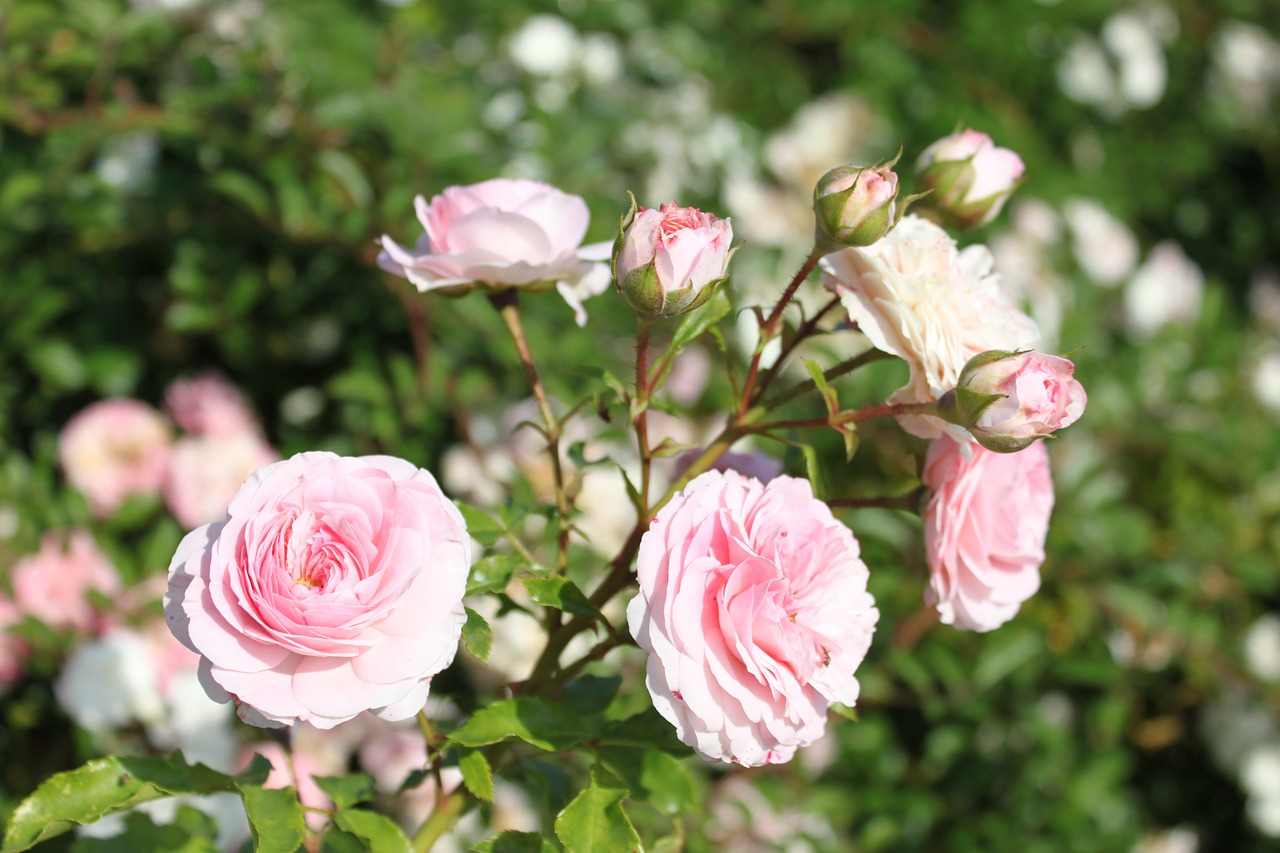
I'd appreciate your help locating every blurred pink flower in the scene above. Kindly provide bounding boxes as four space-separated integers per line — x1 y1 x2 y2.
165 373 260 437
0 596 29 690
242 740 334 830
922 438 1054 631
11 529 121 633
628 471 878 766
166 452 470 729
59 398 172 516
163 432 280 529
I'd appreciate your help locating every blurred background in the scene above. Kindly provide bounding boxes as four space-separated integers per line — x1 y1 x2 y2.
1 0 1279 850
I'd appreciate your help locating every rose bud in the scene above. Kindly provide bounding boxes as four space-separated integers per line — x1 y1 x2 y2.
812 156 907 250
612 196 734 318
914 129 1025 230
941 349 1087 452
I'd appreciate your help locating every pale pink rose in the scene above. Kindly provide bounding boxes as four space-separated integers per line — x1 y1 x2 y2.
164 432 280 529
922 438 1054 632
165 452 470 729
59 398 172 516
614 201 733 317
11 529 121 633
916 130 1025 228
378 178 610 326
813 162 901 248
0 596 30 690
165 373 260 437
822 215 1041 442
627 471 878 766
243 740 335 830
952 350 1087 451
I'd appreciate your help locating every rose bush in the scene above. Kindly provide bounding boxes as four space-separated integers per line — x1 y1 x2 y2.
922 437 1054 632
378 177 610 325
628 471 878 766
822 214 1040 441
165 452 470 728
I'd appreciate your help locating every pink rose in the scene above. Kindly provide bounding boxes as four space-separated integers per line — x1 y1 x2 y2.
822 215 1040 442
614 201 733 317
949 350 1088 452
627 471 878 766
11 529 121 633
165 451 470 729
59 398 172 516
0 596 30 690
165 373 260 437
164 432 280 529
378 178 610 326
813 160 903 249
915 129 1025 229
922 438 1054 632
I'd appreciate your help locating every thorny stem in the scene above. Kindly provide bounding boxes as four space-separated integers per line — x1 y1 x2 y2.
634 318 655 514
762 348 893 411
752 294 842 402
739 248 824 413
490 291 572 574
751 400 938 433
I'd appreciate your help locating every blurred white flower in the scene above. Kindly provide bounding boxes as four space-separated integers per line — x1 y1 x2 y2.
56 630 165 732
509 15 579 77
1210 21 1280 120
1064 198 1139 287
96 131 159 193
1244 614 1280 683
1123 242 1204 338
1058 6 1173 116
1249 268 1280 333
1243 742 1280 836
1133 826 1198 853
1251 350 1280 413
991 199 1068 346
1201 687 1276 775
579 34 623 86
1102 11 1168 108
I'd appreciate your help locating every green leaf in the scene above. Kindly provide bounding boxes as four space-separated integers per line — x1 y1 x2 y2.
458 751 495 802
2 755 238 853
597 748 697 815
563 676 621 718
316 149 373 210
668 290 731 355
448 698 584 751
462 607 494 662
466 555 524 596
313 773 377 810
597 708 687 754
207 170 273 220
553 771 641 853
457 503 504 547
237 784 306 853
471 831 557 853
521 577 603 621
829 702 860 722
802 358 840 415
332 810 412 853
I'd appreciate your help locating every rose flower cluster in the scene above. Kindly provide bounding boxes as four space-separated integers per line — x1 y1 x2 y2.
159 128 1086 774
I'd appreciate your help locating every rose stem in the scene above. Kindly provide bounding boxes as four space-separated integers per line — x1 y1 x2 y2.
751 295 841 401
411 791 466 853
738 247 823 415
634 317 655 514
761 348 892 411
489 290 572 575
750 400 939 433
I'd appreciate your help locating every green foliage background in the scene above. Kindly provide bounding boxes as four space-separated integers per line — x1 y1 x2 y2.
1 0 1278 850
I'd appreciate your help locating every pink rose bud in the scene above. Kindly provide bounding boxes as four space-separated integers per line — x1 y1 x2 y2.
812 158 904 250
943 349 1087 452
613 197 734 318
915 129 1025 229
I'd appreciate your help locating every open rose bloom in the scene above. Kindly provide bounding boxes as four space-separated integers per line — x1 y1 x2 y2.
378 177 610 325
823 215 1040 441
628 471 878 766
922 438 1054 632
58 398 172 517
165 452 470 728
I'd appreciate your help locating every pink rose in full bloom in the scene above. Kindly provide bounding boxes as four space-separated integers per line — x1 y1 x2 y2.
949 350 1088 452
922 437 1054 632
822 215 1040 442
614 200 733 317
59 398 172 516
165 452 470 729
164 432 280 529
378 178 610 326
165 373 260 437
627 471 878 766
11 529 121 633
915 129 1025 229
